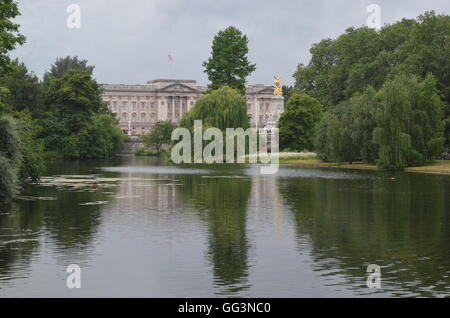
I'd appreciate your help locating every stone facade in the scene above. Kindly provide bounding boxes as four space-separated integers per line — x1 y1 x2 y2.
101 79 284 136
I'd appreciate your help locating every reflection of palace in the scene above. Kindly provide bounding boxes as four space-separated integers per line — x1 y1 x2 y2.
101 79 284 136
114 175 184 212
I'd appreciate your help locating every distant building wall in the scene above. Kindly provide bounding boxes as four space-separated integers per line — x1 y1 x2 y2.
101 79 284 136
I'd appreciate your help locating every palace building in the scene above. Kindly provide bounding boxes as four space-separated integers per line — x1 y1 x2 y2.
101 79 284 136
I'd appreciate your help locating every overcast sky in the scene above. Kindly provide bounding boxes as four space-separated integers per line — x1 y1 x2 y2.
11 0 450 86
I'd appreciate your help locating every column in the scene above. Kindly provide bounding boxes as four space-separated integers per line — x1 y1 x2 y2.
171 96 175 122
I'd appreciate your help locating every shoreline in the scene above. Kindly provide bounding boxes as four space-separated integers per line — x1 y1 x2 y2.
280 159 450 176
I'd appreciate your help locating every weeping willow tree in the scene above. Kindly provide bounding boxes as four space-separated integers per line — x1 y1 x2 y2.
180 86 249 132
373 74 415 170
0 115 21 200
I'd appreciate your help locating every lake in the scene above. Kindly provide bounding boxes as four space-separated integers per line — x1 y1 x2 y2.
1 156 449 297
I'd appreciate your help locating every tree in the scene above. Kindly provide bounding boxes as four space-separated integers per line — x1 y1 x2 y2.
293 11 450 113
15 111 44 182
0 0 25 74
180 86 249 132
349 87 379 163
39 69 124 159
279 93 323 151
0 115 21 199
327 101 358 164
143 121 176 153
203 26 256 94
373 74 414 169
44 69 105 132
0 59 44 117
44 56 95 80
0 0 26 200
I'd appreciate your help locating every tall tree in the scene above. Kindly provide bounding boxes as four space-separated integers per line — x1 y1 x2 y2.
0 0 26 200
203 26 256 94
349 87 379 163
373 74 415 169
44 56 95 80
143 121 176 153
0 0 25 75
0 59 44 117
180 86 249 132
279 93 323 151
39 69 123 158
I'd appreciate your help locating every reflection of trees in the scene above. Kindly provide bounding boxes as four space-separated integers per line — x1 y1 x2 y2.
0 162 120 287
39 186 107 250
0 201 42 283
179 172 252 294
279 172 450 296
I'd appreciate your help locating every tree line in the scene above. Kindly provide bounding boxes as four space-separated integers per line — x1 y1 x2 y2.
281 11 450 169
0 1 124 201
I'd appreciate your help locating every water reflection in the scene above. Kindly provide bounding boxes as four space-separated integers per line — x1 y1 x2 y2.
178 167 252 295
0 159 121 290
1 157 450 297
279 170 450 297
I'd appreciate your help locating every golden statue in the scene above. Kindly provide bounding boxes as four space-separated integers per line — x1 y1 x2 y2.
273 76 283 96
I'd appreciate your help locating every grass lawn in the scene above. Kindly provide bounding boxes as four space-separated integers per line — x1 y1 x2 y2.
405 160 450 175
279 154 450 175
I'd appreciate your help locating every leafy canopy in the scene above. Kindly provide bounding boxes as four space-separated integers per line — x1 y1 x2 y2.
203 26 256 95
143 121 177 152
279 93 323 152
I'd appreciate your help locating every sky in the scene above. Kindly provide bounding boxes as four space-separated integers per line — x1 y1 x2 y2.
11 0 450 87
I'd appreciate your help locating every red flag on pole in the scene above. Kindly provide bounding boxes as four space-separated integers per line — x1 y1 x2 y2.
168 53 173 63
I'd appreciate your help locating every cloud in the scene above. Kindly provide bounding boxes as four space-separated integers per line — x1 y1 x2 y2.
11 0 450 86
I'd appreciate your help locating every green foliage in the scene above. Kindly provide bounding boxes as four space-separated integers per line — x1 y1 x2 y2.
314 113 331 161
44 56 95 80
38 69 124 159
143 121 176 152
15 111 44 182
0 155 19 200
80 114 125 158
315 74 444 169
303 11 448 169
327 101 358 163
0 0 25 74
294 11 450 111
349 87 379 163
0 115 21 163
0 59 44 117
315 88 378 164
0 115 21 199
279 93 323 151
180 86 249 131
373 75 413 169
374 74 444 169
203 26 256 94
282 85 294 102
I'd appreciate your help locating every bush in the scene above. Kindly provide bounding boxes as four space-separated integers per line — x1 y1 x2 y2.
0 155 19 200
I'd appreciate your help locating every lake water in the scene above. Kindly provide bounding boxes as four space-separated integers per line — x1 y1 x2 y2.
1 156 449 297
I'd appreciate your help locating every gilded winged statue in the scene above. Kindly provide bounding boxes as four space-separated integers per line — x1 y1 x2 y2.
273 76 283 96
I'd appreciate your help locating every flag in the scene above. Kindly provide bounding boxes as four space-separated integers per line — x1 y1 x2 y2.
168 53 173 63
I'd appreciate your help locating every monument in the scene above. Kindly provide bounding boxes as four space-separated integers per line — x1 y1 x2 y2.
265 76 284 131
